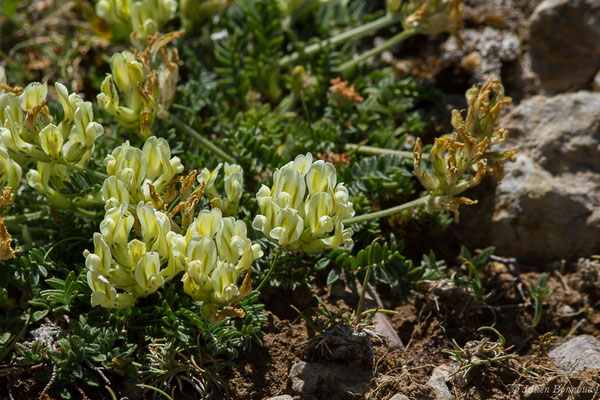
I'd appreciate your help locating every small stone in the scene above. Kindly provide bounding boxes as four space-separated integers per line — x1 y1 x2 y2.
389 395 410 400
289 361 372 396
549 335 600 373
263 396 293 400
426 364 457 400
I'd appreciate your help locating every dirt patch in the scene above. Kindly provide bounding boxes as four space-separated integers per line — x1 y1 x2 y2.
221 259 600 400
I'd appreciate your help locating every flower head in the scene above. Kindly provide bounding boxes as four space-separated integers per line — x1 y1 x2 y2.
253 153 354 253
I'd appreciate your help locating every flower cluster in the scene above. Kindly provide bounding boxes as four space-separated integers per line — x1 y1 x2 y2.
98 51 159 139
388 0 463 36
253 153 354 253
98 31 182 137
87 139 261 313
413 78 515 221
182 208 263 313
96 0 177 43
0 68 104 208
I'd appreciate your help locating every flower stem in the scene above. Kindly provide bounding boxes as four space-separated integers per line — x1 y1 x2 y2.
256 250 280 292
168 115 236 165
337 28 416 72
279 13 398 68
343 195 430 225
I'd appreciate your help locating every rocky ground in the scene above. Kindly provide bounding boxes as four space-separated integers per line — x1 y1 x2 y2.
221 0 600 399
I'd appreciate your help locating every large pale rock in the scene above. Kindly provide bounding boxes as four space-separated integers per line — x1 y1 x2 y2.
528 0 600 92
501 92 600 174
461 92 600 262
549 335 600 373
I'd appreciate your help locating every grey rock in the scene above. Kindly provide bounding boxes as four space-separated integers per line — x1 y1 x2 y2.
468 92 600 262
389 395 410 400
500 92 600 175
491 154 600 261
263 396 293 400
426 364 456 400
289 361 372 396
549 335 600 373
528 0 600 92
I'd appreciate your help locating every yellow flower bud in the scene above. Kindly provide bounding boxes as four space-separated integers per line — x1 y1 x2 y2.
142 136 183 187
102 176 130 210
210 262 239 304
185 208 223 242
224 162 243 206
83 233 113 276
198 163 222 199
136 202 171 257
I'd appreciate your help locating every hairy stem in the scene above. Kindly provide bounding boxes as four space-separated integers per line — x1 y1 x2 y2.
345 143 420 159
169 115 236 164
343 195 430 225
4 210 46 224
337 28 416 72
279 13 398 68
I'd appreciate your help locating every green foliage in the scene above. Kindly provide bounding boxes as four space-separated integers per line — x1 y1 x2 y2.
456 246 495 299
322 234 446 297
345 154 415 202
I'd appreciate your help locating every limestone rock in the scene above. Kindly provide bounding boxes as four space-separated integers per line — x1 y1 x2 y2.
528 0 600 92
549 335 600 373
476 92 600 262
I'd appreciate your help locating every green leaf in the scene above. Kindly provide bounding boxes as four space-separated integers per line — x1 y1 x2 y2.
32 310 49 322
0 332 10 345
2 0 18 17
326 269 339 285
